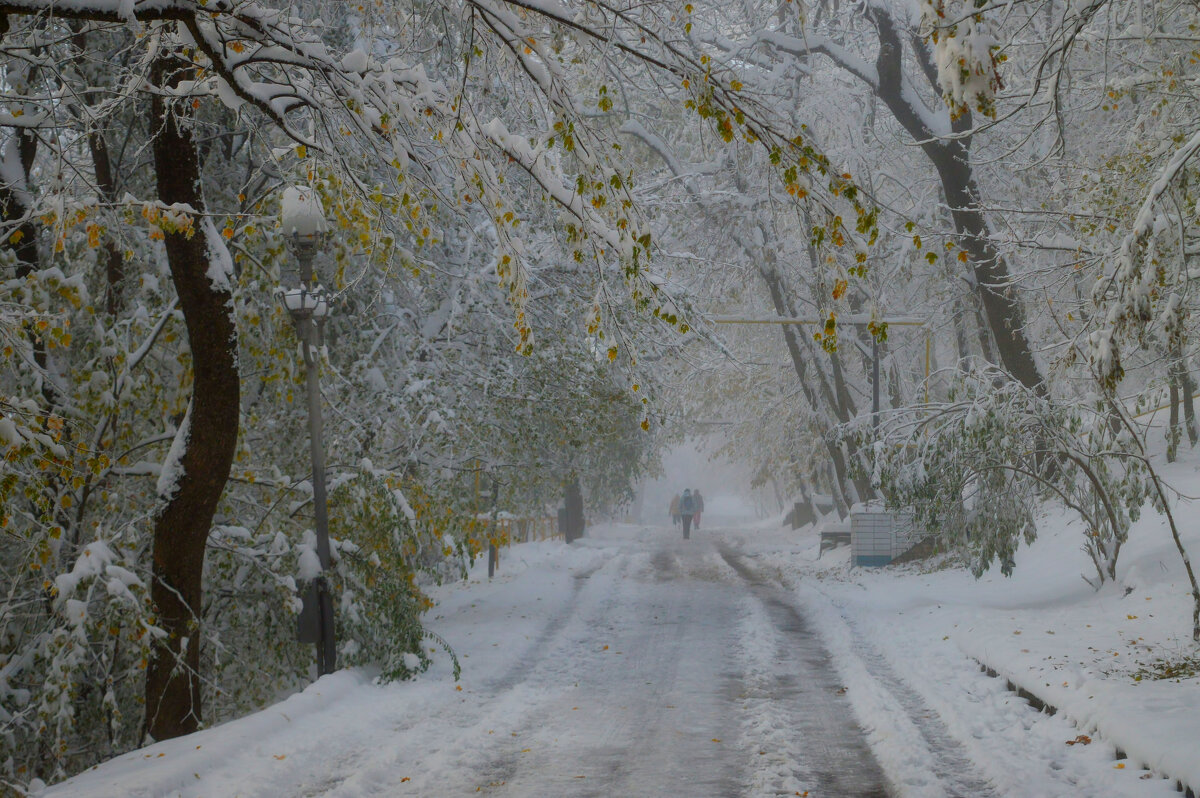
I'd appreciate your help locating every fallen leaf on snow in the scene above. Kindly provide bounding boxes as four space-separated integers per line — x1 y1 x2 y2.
1065 735 1091 746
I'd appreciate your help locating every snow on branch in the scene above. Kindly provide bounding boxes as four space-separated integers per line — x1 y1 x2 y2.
1090 128 1200 387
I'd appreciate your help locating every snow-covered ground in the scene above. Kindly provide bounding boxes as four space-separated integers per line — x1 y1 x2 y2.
45 483 1200 797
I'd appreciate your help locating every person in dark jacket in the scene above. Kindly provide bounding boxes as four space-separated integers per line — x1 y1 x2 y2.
679 489 695 539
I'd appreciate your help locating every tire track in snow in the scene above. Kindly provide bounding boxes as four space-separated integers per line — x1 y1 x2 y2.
800 590 1155 798
718 547 892 797
725 547 997 797
814 601 1001 798
483 559 607 692
732 593 821 797
375 556 622 798
468 540 750 796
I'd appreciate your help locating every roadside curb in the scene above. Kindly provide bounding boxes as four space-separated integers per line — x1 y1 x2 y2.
973 658 1196 798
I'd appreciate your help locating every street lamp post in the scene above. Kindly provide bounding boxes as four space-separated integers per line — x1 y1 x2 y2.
281 187 336 677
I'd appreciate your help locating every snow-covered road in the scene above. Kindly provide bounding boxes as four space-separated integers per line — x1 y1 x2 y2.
51 523 1182 797
430 540 888 797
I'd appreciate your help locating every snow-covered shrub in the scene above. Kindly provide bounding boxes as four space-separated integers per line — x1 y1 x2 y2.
0 527 157 783
863 367 1151 583
200 524 313 725
328 468 458 682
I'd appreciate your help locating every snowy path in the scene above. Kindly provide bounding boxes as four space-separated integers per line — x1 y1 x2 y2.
52 523 1182 798
427 540 888 797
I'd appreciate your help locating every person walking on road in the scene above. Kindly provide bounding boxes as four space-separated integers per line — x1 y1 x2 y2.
669 493 681 527
692 490 705 529
679 489 695 539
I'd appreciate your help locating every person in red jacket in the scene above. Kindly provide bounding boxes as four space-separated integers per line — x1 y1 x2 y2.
692 490 705 529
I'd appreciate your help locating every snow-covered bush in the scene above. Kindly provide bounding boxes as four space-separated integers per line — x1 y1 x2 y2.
864 367 1151 583
329 468 458 682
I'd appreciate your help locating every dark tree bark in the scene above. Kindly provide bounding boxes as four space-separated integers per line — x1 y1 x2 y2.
89 129 125 316
779 10 1045 392
0 128 38 279
0 123 56 405
563 476 585 542
70 25 126 315
865 8 1045 394
143 47 240 741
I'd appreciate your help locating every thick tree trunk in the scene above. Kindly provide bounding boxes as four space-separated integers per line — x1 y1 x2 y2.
563 476 585 542
870 9 1045 394
143 49 240 741
934 151 1044 393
